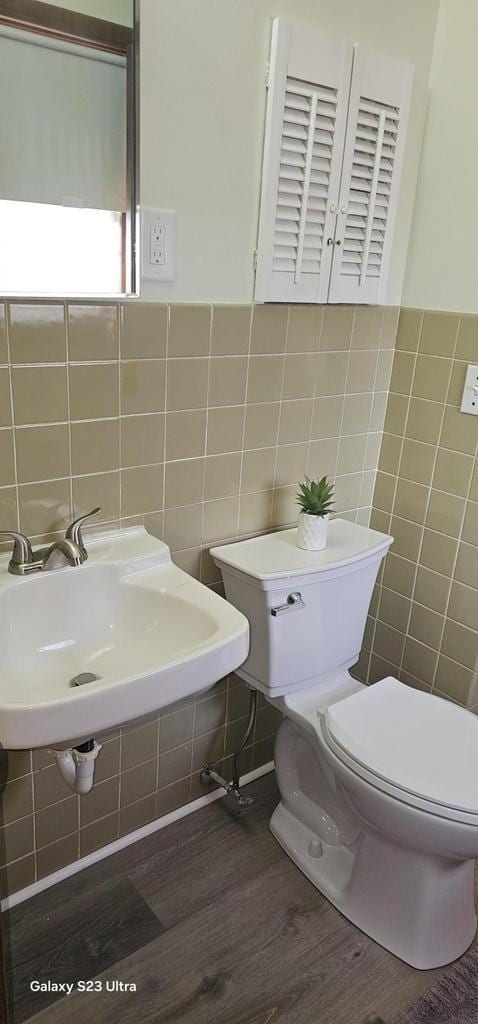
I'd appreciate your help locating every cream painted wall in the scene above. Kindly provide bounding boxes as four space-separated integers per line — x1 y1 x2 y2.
403 0 478 313
138 0 438 303
45 0 133 26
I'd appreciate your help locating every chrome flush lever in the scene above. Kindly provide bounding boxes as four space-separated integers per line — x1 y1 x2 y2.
270 592 305 617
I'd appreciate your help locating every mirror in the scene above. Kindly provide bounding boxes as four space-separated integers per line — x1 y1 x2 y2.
0 0 136 296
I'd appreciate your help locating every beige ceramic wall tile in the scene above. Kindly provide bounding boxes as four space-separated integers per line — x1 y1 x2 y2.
121 411 164 468
412 355 451 403
72 472 120 523
282 354 317 400
68 305 118 361
413 566 450 614
12 365 68 425
211 305 251 355
164 457 205 509
241 448 276 494
204 452 241 500
164 504 203 552
399 438 435 486
307 437 338 478
169 305 210 357
278 399 312 444
120 303 168 359
250 304 288 354
19 479 71 536
72 419 120 475
121 359 165 415
384 392 408 437
286 306 321 352
165 410 206 461
455 316 478 361
408 603 444 650
389 350 415 395
315 351 348 396
246 355 283 404
394 309 423 352
425 489 465 537
243 402 280 449
432 448 474 497
121 465 163 517
15 424 70 483
310 395 343 439
418 312 459 357
454 541 478 589
207 406 244 454
346 350 378 394
440 405 478 455
208 356 248 407
238 490 272 536
320 306 354 351
166 358 208 411
405 398 443 445
9 304 66 363
351 306 383 350
378 433 402 475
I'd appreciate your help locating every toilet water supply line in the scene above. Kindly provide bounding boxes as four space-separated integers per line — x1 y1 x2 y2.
50 740 102 795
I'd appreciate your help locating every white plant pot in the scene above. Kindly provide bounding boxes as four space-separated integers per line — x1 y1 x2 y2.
296 512 330 552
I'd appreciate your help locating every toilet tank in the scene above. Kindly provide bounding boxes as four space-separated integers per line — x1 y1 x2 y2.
211 520 393 698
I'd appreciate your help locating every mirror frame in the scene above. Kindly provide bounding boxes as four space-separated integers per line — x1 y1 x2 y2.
0 0 138 295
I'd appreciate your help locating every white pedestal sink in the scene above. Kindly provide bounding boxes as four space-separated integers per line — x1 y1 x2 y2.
0 527 249 749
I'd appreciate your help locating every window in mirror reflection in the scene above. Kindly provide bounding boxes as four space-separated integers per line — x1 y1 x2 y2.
0 1 135 295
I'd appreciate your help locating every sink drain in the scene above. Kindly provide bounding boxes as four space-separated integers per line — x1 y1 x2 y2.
70 672 100 687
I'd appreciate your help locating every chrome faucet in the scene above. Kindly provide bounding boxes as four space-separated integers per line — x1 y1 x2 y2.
0 507 101 575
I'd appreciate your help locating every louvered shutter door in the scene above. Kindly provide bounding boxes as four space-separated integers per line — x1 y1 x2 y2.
255 21 353 302
328 46 413 304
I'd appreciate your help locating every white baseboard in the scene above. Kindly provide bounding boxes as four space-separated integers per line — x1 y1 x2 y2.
1 761 275 912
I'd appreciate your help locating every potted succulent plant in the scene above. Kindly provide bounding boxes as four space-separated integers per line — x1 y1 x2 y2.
296 475 335 551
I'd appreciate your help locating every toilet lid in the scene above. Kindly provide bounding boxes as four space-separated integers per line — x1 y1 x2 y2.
325 677 478 816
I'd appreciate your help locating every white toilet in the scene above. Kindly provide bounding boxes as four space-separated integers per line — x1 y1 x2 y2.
211 519 478 970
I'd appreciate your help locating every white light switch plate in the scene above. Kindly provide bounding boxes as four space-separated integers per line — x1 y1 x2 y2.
460 364 478 416
141 207 176 281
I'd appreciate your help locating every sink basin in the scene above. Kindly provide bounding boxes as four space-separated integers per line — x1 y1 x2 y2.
0 527 249 749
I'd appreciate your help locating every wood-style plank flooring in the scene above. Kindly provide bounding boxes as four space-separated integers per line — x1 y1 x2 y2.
3 772 476 1024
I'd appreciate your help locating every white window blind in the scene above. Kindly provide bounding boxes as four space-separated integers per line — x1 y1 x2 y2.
0 26 126 212
255 21 353 303
328 46 413 303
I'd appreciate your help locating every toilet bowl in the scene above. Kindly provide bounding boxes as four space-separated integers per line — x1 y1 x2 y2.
211 520 478 969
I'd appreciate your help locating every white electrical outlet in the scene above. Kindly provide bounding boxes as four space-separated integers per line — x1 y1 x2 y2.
460 364 478 416
141 208 176 281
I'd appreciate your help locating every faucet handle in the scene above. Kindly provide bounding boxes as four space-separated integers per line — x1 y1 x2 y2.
65 507 101 560
0 531 34 574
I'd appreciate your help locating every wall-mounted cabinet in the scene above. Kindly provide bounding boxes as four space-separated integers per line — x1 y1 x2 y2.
255 20 413 305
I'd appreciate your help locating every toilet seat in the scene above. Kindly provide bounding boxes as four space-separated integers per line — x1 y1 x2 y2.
322 677 478 825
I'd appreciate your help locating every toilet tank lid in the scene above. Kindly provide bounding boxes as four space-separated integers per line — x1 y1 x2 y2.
210 519 392 582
